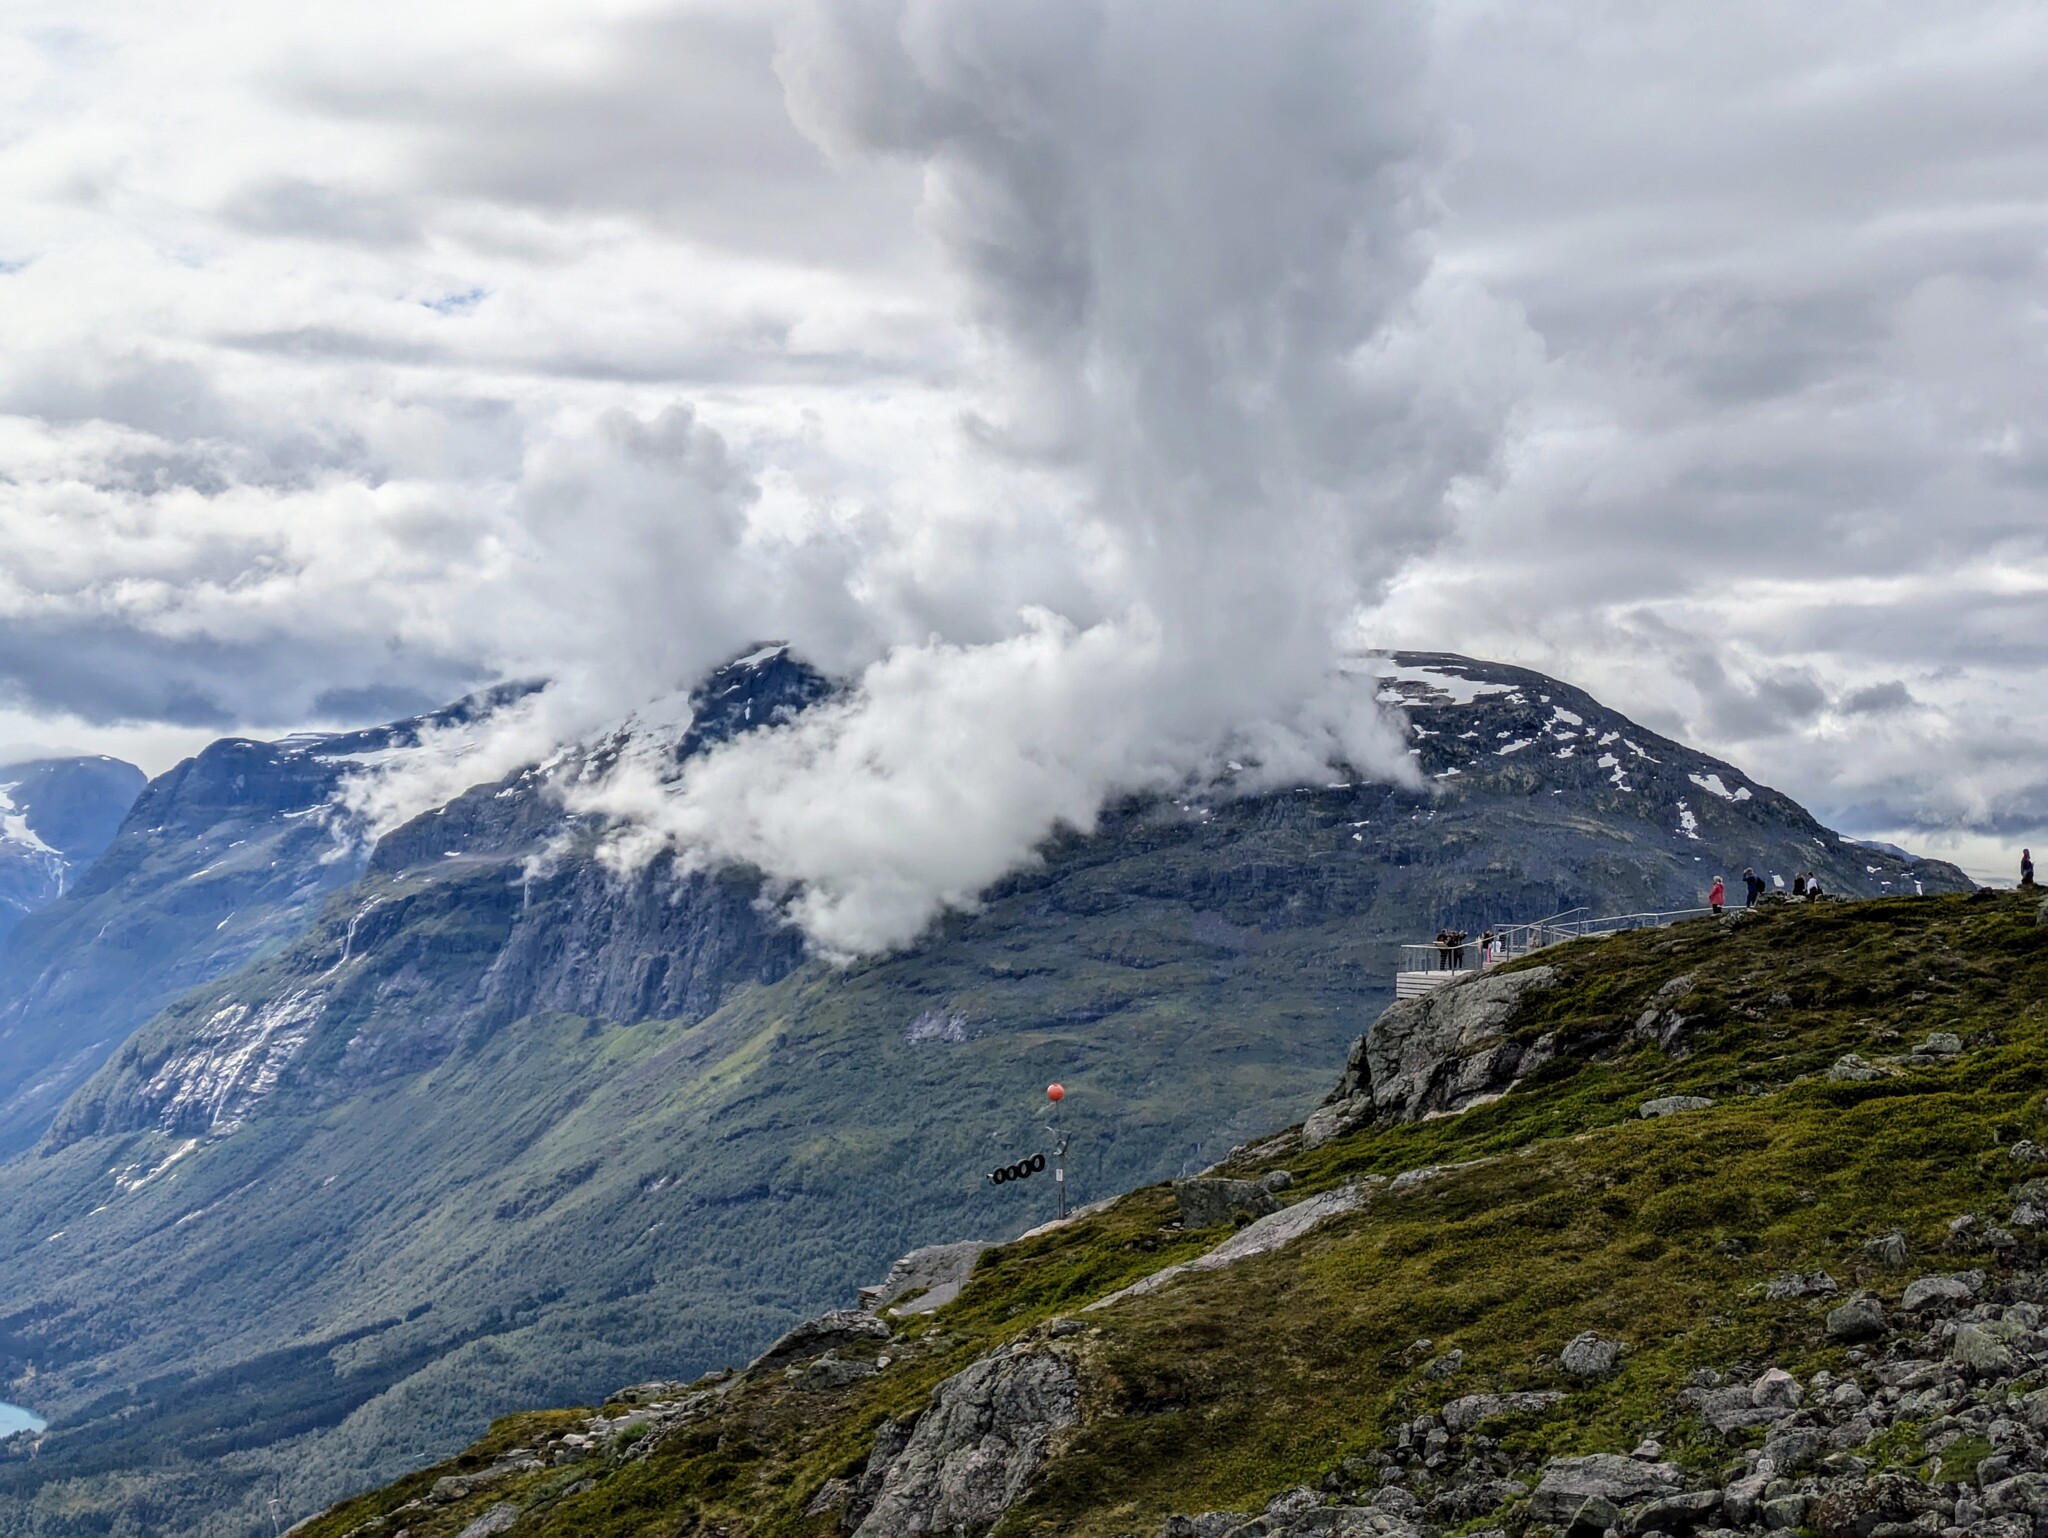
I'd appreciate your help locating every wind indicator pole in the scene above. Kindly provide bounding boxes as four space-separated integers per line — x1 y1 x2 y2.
986 1081 1075 1222
1047 1082 1070 1221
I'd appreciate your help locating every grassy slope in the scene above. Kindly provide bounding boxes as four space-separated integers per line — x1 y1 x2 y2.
290 891 2048 1538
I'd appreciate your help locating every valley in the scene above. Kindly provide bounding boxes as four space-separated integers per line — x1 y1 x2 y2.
0 652 1975 1536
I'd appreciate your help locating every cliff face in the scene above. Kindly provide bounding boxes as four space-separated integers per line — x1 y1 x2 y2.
0 652 1980 1538
277 890 2048 1538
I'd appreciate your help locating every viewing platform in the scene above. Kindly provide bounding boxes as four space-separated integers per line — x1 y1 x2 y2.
1395 905 1711 1000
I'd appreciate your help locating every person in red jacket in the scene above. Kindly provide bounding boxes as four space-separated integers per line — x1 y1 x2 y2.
1709 875 1726 914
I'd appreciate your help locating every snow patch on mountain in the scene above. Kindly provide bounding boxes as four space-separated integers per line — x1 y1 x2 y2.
139 989 325 1136
1373 663 1519 708
1688 771 1753 803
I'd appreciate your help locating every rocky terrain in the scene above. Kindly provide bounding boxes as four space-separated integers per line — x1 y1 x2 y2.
0 652 1975 1536
281 889 2048 1538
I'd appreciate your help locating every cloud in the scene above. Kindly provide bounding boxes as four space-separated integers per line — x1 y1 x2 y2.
528 0 1519 953
2 0 2046 915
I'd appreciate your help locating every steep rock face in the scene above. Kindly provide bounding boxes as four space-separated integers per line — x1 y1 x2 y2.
1303 966 1559 1143
851 1347 1080 1538
0 757 145 944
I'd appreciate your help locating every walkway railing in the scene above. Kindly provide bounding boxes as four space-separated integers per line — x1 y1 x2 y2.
1394 904 1715 998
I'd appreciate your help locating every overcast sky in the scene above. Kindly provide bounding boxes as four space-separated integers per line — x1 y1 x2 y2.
0 0 2043 898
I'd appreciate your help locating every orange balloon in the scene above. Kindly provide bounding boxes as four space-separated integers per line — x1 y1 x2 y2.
1046 1082 1065 1102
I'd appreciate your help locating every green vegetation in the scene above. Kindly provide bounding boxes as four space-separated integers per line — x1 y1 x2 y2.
283 891 2047 1537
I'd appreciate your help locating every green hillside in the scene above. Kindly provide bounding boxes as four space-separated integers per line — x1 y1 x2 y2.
287 890 2048 1538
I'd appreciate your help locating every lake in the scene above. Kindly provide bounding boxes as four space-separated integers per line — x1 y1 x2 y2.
0 1402 45 1438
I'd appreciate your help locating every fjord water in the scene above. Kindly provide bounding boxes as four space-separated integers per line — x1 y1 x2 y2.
0 1402 43 1438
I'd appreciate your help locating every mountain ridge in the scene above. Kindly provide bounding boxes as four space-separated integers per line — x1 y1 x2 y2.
0 650 1977 1537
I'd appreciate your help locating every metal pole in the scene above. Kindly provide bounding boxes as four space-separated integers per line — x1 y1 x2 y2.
1053 1134 1071 1221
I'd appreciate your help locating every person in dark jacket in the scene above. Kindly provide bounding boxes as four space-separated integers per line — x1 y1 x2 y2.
2024 849 2037 889
1743 868 1765 907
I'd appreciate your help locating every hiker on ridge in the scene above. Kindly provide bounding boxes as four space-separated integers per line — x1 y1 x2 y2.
1709 875 1726 914
1743 868 1765 908
2024 849 2037 889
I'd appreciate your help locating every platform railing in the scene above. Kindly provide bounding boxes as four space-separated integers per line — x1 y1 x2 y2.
1399 904 1717 987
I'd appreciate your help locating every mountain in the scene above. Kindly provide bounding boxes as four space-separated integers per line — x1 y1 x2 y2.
287 888 2048 1538
0 757 145 946
0 651 1975 1536
0 687 536 1159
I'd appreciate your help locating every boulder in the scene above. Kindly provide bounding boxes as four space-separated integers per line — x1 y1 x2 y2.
1639 1095 1714 1118
1750 1367 1803 1409
1825 1292 1887 1342
1528 1454 1681 1524
1759 1491 1810 1529
1808 1474 1937 1538
454 1508 520 1538
1690 1384 1787 1433
1918 1032 1963 1056
1983 1473 2048 1523
750 1309 891 1372
1900 1271 1981 1311
1560 1330 1623 1378
1953 1321 2019 1377
1721 1470 1769 1526
853 1346 1080 1538
1862 1230 1909 1269
1828 1054 1886 1082
1764 1270 1838 1299
1629 1489 1720 1532
1175 1178 1282 1230
1761 1426 1828 1474
1420 1349 1465 1380
1439 1390 1564 1432
1308 967 1559 1139
860 1240 992 1317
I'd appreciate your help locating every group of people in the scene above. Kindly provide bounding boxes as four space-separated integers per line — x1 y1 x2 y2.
1432 928 1505 970
1708 866 1824 914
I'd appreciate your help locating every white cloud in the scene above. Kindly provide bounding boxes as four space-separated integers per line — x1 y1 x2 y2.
0 0 2043 938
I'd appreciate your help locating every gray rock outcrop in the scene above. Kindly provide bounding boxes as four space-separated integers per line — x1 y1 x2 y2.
1901 1271 1981 1311
860 1241 992 1317
1639 1094 1713 1117
1528 1452 1681 1525
1824 1292 1887 1341
1175 1177 1283 1230
852 1346 1080 1538
1304 967 1559 1144
1440 1390 1564 1431
1559 1330 1623 1378
750 1309 892 1372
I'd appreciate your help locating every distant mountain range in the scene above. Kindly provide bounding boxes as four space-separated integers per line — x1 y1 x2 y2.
0 651 1973 1537
0 757 145 946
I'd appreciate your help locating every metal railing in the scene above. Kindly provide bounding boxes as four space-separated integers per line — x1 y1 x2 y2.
1396 904 1714 978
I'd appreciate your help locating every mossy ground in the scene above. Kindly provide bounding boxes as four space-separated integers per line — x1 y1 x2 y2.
294 891 2048 1538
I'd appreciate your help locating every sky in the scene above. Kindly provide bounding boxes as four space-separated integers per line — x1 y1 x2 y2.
0 0 2043 928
